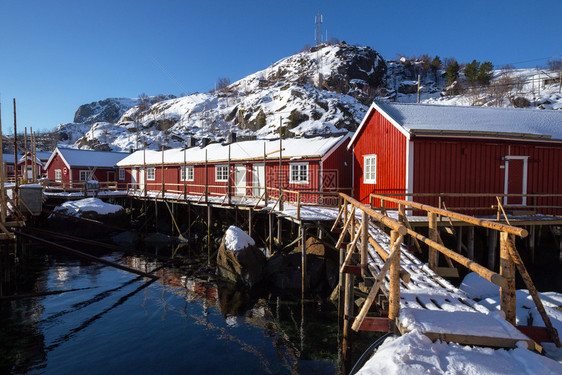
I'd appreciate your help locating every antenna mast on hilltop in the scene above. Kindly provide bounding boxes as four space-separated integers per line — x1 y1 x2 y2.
315 13 323 45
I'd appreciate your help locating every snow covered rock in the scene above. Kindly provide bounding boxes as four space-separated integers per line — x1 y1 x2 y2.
49 198 127 237
216 226 266 287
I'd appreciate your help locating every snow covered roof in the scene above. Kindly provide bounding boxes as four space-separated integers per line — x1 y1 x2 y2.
1 154 21 164
46 147 129 169
117 134 349 166
350 102 562 147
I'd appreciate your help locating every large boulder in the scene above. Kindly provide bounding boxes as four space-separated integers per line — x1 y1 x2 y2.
216 226 266 287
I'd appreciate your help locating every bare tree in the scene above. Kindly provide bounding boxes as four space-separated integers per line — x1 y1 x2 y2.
216 77 231 91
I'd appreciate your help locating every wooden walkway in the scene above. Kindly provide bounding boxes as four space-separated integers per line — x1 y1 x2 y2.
334 193 561 370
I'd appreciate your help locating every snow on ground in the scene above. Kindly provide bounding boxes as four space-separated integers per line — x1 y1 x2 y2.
358 272 562 374
224 225 255 251
357 330 562 375
52 197 124 217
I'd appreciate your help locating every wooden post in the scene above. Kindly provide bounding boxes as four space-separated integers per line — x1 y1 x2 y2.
248 208 252 237
388 230 401 321
227 144 231 205
277 216 282 250
262 144 268 204
499 232 516 325
456 226 463 254
428 212 439 270
301 225 307 296
468 226 475 260
13 99 18 206
204 150 208 203
278 117 283 211
23 127 28 182
0 104 5 223
529 225 535 264
417 74 421 103
361 210 368 277
161 144 165 196
268 213 273 253
207 205 211 266
143 138 147 198
488 229 498 270
183 146 187 200
342 271 354 373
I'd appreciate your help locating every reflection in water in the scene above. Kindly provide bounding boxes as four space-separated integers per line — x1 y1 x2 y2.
0 243 339 374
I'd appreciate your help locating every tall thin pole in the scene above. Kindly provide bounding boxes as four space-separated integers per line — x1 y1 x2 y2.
417 74 421 103
24 127 28 182
0 103 6 223
143 137 147 198
279 117 283 211
13 99 18 206
161 144 165 196
227 144 231 204
263 142 268 203
204 149 208 203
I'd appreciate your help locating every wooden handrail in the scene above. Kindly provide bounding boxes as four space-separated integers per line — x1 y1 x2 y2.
340 193 407 236
371 194 527 238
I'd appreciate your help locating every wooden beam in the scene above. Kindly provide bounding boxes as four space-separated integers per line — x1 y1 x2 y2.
500 232 516 325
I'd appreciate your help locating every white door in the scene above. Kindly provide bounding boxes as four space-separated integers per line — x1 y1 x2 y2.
235 165 246 196
131 168 138 189
503 156 528 206
252 165 265 196
139 168 145 190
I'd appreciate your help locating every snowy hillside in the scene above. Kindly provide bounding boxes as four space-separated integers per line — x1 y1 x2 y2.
54 43 562 152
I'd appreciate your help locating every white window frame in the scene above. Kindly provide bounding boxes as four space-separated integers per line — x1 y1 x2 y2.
181 166 194 181
119 168 125 180
147 167 156 181
289 162 309 184
79 170 90 181
363 154 377 184
215 165 228 182
55 169 62 182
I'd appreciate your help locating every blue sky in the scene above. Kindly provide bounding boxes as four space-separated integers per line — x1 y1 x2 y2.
1 0 560 133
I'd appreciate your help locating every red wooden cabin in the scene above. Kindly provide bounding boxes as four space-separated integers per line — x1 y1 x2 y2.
45 147 129 186
117 134 352 204
349 102 562 215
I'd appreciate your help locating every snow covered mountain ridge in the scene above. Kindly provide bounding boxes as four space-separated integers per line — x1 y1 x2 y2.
54 42 561 152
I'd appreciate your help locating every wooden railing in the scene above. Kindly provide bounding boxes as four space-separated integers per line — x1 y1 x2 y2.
370 192 562 216
336 193 561 348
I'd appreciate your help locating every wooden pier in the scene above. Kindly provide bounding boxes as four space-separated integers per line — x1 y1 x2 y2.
334 193 561 372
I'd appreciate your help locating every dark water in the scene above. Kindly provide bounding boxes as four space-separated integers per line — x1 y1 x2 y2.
0 243 340 374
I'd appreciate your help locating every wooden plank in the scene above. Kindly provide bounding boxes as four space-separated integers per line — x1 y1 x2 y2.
359 317 392 332
435 267 460 278
517 326 558 344
342 265 361 275
421 331 534 349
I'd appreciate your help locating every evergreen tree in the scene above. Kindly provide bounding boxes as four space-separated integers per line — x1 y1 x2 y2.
431 56 442 82
464 60 480 84
477 61 494 85
445 61 460 85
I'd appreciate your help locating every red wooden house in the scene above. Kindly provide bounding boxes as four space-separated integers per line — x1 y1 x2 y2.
2 153 20 179
17 151 51 180
349 102 562 214
45 147 129 186
116 134 352 203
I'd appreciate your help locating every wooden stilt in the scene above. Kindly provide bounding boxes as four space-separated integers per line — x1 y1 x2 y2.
488 229 498 270
456 226 463 254
301 225 307 297
361 210 368 277
529 225 535 264
499 232 516 325
277 216 282 250
428 212 439 270
342 271 354 374
248 208 252 238
388 230 401 321
468 226 475 260
268 213 273 253
207 205 212 266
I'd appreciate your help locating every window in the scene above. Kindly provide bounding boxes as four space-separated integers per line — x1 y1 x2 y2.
290 163 309 184
55 169 62 182
119 168 125 180
215 165 228 182
7 165 13 173
181 166 194 181
79 170 90 181
147 167 156 180
364 154 377 184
